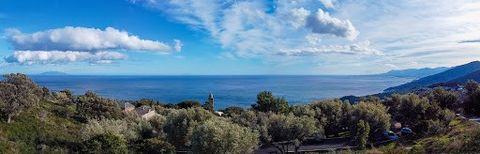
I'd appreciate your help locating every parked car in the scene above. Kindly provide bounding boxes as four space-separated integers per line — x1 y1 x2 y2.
401 127 413 135
383 130 399 141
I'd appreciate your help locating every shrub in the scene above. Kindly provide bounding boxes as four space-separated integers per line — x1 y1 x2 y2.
135 137 175 154
191 118 259 154
81 132 128 154
356 120 370 149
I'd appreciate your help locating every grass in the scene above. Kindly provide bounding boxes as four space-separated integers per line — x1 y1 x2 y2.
0 99 82 153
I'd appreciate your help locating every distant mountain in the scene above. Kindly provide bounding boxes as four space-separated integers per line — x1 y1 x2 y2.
38 71 68 76
385 61 480 92
380 67 449 78
446 70 480 84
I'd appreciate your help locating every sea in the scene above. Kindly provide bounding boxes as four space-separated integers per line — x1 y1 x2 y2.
29 75 413 109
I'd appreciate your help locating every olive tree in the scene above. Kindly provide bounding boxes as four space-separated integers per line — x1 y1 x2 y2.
163 107 213 149
81 132 128 154
191 118 259 154
311 100 352 137
75 91 123 121
0 73 42 123
350 102 390 140
267 113 322 153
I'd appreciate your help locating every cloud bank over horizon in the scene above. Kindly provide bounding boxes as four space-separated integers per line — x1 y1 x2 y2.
4 26 180 64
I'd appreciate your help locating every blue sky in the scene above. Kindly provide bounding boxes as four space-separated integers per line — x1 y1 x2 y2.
1 0 480 75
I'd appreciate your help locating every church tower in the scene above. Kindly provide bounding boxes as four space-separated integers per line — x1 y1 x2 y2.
204 92 215 112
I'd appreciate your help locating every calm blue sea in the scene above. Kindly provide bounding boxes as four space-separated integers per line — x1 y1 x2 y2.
29 75 412 109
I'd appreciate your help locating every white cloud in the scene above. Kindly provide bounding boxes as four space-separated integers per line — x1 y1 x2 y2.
4 26 181 65
5 50 127 64
306 9 358 40
278 41 381 56
174 39 183 52
6 26 178 52
318 0 336 9
131 0 365 58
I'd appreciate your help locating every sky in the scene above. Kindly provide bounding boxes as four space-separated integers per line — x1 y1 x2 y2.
0 0 480 75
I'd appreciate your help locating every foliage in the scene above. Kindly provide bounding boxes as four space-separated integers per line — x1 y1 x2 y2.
350 102 390 140
221 106 245 117
80 118 149 142
135 137 175 154
0 73 42 123
267 113 322 143
429 88 458 110
356 120 370 149
191 118 259 154
311 100 352 136
163 107 213 149
175 100 202 109
81 132 128 154
75 91 123 121
386 94 454 137
291 105 315 118
252 91 289 114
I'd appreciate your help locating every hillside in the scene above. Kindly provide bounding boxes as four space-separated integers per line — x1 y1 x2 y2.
385 61 480 92
380 67 449 78
446 70 480 84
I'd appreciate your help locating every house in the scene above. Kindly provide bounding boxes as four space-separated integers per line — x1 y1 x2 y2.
123 102 135 112
135 105 156 120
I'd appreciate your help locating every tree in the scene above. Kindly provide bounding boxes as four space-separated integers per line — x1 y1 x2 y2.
175 100 201 109
191 118 259 154
163 108 213 149
465 80 479 94
81 132 128 154
429 88 458 109
252 91 289 114
222 106 245 117
267 113 322 153
356 120 370 149
136 137 175 154
350 102 390 140
386 94 454 136
0 73 41 123
75 91 123 121
311 100 352 136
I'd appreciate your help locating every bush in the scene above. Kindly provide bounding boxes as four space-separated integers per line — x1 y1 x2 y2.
81 132 128 154
356 120 370 149
191 118 259 154
135 137 175 154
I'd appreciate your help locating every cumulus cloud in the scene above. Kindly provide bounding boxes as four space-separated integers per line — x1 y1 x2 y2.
131 0 363 57
306 9 358 40
4 50 127 64
6 26 177 52
4 26 180 65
